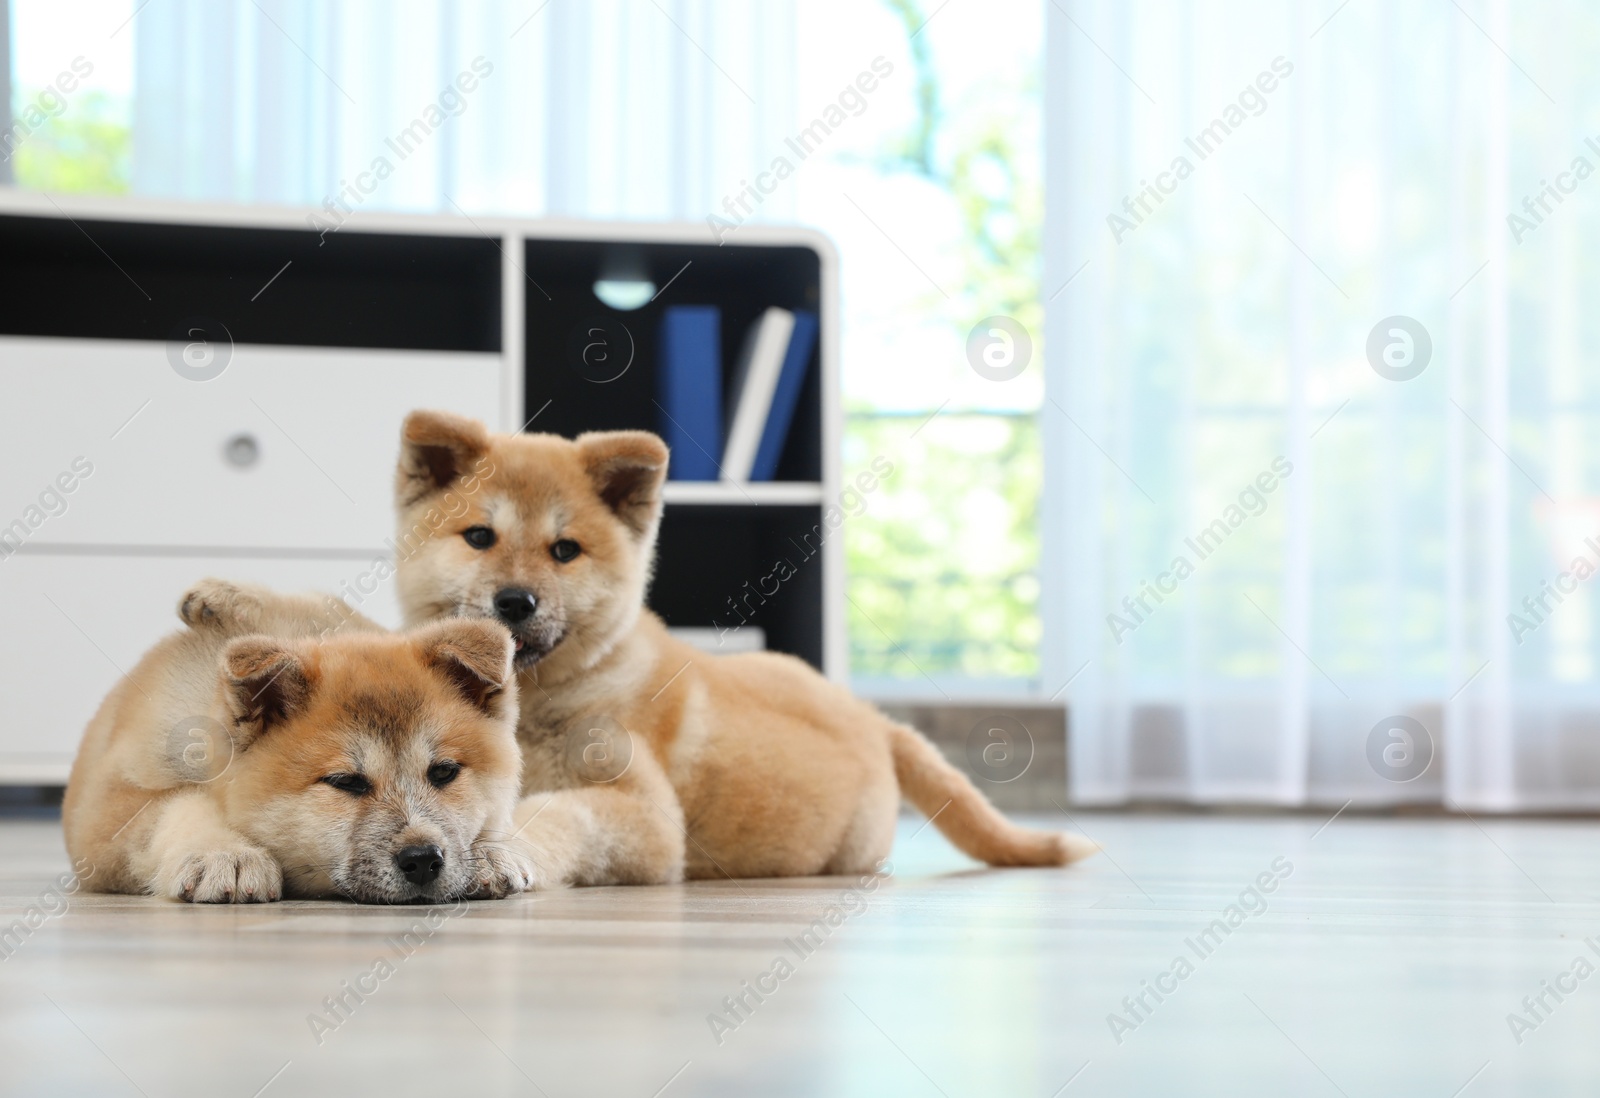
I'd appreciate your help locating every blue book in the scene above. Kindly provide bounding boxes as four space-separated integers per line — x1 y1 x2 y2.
657 306 722 480
749 310 818 481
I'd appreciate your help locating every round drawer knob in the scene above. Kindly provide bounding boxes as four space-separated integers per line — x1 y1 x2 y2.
224 433 260 468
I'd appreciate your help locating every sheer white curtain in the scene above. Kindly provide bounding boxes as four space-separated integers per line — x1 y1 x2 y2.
1045 0 1600 810
129 0 796 222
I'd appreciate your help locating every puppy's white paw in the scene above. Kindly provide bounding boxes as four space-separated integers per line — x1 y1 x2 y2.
164 847 283 903
468 841 539 898
178 579 259 631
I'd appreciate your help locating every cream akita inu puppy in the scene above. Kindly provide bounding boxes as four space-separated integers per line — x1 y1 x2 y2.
64 579 532 903
393 410 1096 888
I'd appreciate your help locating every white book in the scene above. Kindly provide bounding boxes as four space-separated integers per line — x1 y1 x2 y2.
721 307 796 482
668 626 767 654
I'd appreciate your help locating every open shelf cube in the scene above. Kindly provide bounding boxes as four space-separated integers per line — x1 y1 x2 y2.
519 232 840 673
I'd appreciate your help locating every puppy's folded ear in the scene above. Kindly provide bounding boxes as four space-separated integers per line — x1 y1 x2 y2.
221 636 314 748
397 410 492 506
577 431 669 538
413 619 516 720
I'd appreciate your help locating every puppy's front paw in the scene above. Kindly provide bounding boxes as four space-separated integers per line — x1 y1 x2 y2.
165 848 283 903
178 578 260 631
467 841 538 898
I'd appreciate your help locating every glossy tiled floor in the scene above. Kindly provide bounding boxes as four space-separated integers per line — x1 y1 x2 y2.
2 810 1597 1097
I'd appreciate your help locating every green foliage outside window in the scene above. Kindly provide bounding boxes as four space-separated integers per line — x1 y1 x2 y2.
846 412 1042 678
9 89 131 193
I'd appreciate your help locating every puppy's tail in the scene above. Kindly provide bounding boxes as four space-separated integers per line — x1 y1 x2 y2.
888 723 1098 867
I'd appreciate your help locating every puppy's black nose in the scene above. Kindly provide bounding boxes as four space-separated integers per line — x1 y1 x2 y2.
493 587 538 625
395 844 444 886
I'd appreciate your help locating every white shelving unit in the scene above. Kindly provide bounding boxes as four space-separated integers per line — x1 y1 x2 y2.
660 482 828 506
0 190 842 784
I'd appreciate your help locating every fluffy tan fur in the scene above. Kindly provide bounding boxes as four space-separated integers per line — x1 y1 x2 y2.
393 411 1097 887
64 579 531 903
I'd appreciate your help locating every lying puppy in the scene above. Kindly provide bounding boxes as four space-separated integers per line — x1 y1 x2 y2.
64 579 532 903
393 410 1096 888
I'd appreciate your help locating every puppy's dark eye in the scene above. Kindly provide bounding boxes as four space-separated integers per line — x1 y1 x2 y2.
323 773 371 796
427 762 461 788
463 526 496 550
551 538 581 563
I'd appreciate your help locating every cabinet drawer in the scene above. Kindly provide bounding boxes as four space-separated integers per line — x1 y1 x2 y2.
0 553 406 780
0 337 500 551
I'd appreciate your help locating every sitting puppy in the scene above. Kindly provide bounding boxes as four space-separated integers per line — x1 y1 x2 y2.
392 410 1097 888
63 579 532 903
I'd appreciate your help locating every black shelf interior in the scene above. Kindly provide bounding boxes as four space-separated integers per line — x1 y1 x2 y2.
521 236 828 672
653 504 825 670
522 238 823 483
0 213 501 351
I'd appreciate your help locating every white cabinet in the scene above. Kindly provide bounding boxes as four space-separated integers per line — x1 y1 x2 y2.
0 554 407 779
0 338 500 550
0 196 516 782
0 337 502 779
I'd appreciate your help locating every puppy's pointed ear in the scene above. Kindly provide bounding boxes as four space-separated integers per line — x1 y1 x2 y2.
397 410 492 506
221 637 314 748
577 431 669 538
413 619 516 720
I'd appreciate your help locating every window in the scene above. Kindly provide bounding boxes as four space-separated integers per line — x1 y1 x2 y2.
5 0 133 192
796 0 1046 695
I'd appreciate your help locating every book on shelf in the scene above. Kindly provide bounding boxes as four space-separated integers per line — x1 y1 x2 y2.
656 304 817 484
668 626 767 655
748 309 817 482
722 307 796 483
657 305 722 481
721 307 818 483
